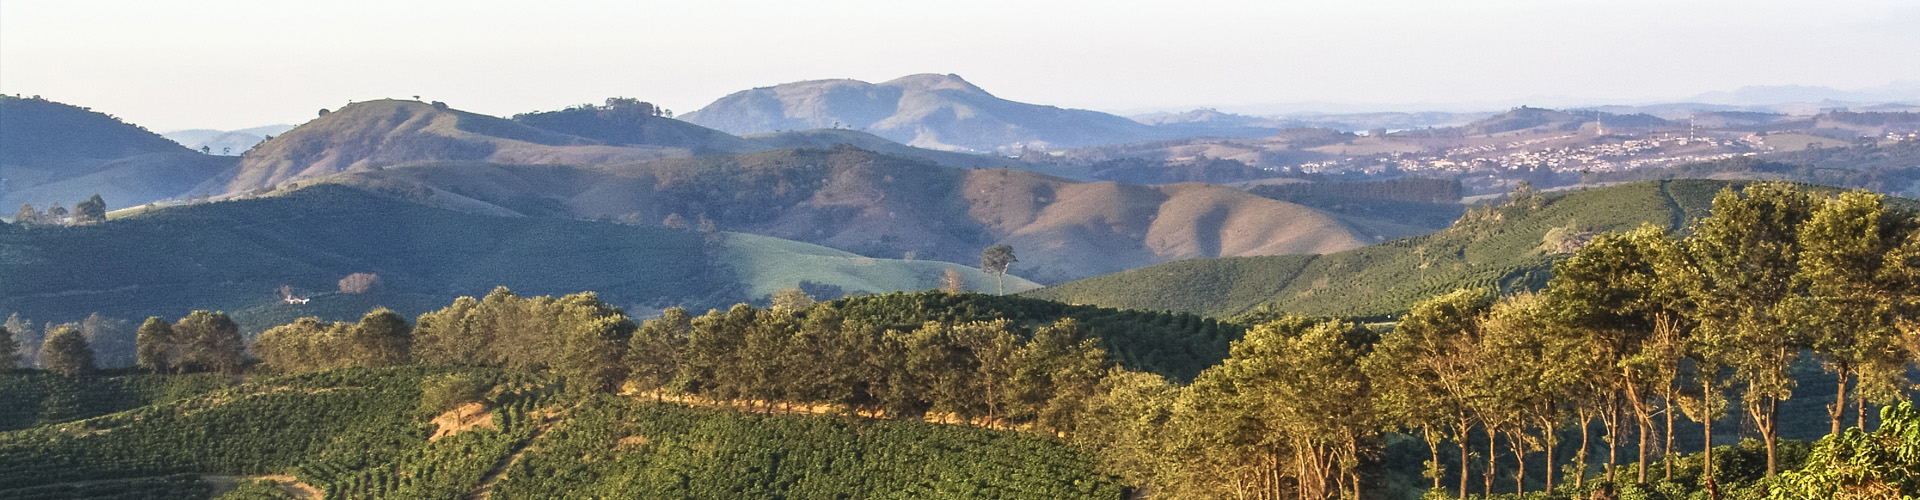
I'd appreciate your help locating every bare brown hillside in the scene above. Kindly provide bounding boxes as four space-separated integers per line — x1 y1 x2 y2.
299 147 1375 283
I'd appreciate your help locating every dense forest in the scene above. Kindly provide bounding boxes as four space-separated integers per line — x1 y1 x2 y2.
5 182 1920 499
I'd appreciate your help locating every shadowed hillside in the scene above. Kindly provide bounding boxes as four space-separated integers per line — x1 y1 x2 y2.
682 74 1171 152
0 96 237 210
297 146 1377 283
0 183 1025 333
1025 179 1773 318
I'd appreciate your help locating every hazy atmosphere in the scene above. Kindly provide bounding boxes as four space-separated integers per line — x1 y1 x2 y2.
6 2 1920 500
4 0 1917 130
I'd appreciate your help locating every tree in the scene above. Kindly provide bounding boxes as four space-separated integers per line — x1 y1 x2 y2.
0 324 16 370
13 204 37 225
549 292 634 393
174 310 245 373
771 287 815 312
352 308 412 366
1690 183 1817 476
79 312 132 368
74 194 106 224
411 296 486 365
46 203 67 224
627 307 692 398
4 314 37 367
662 213 689 230
1791 190 1916 435
40 327 95 376
339 272 381 293
1375 288 1493 498
981 244 1018 295
941 268 966 294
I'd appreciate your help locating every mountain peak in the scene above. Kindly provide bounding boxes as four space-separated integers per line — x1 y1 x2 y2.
881 73 986 94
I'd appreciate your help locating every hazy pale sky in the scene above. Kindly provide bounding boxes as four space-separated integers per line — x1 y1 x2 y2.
3 0 1916 131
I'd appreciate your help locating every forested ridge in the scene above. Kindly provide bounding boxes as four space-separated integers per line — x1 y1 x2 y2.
3 183 1920 499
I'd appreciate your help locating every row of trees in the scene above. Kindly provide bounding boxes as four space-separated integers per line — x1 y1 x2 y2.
1074 182 1920 499
1 323 95 375
12 194 106 226
625 304 1110 430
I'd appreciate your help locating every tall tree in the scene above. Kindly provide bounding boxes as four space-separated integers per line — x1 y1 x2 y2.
1689 182 1817 477
627 307 692 398
941 268 966 294
73 194 106 224
770 287 815 312
1376 288 1493 498
174 310 246 373
981 244 1018 295
0 324 16 370
40 327 95 376
13 204 38 225
135 317 174 371
1791 190 1915 435
352 308 412 366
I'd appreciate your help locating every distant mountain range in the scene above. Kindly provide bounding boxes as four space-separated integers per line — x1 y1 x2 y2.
0 96 235 212
1688 82 1920 107
681 74 1276 153
161 125 295 156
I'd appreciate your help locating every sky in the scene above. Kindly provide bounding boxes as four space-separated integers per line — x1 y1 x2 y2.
3 0 1917 131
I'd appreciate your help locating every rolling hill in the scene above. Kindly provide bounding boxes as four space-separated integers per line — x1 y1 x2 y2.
0 96 237 211
0 183 1029 334
293 146 1386 283
1023 179 1748 318
227 98 1053 195
681 74 1173 152
226 99 690 192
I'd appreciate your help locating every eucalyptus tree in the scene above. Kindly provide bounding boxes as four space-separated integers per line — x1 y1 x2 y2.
1688 182 1817 476
1791 190 1917 435
1371 289 1492 498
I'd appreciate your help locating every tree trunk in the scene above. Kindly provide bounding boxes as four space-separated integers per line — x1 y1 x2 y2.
1512 431 1527 494
1459 423 1472 499
1425 433 1442 491
1575 411 1592 491
1702 409 1715 484
1543 420 1559 493
1637 415 1650 484
1764 397 1779 477
1664 394 1676 481
1604 398 1620 484
1858 396 1868 430
1830 366 1850 437
1484 426 1497 496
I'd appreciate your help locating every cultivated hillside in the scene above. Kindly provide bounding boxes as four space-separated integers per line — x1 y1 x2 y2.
0 183 1023 332
682 74 1167 152
1025 179 1751 318
227 99 684 192
0 368 1122 500
300 146 1379 283
0 96 236 210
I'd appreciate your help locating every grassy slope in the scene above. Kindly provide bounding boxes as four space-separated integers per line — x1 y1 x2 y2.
1 182 1055 333
0 184 723 332
1025 180 1741 318
721 232 1041 299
